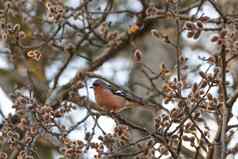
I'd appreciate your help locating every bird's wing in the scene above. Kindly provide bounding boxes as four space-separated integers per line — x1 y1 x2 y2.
112 89 144 105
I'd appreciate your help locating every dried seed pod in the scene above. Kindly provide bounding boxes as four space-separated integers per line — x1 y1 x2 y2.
192 83 198 93
193 30 201 39
145 6 159 16
0 152 7 159
1 31 7 40
187 31 194 38
199 16 209 22
220 30 227 38
133 48 143 63
26 50 35 58
185 22 194 29
211 36 219 42
207 93 213 100
34 51 42 61
196 21 203 28
106 31 119 41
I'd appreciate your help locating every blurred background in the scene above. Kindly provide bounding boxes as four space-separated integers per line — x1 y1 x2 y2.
0 0 238 159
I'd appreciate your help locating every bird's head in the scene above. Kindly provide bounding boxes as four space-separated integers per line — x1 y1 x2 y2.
91 79 107 89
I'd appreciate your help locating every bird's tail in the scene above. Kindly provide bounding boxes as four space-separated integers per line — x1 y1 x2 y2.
114 90 168 113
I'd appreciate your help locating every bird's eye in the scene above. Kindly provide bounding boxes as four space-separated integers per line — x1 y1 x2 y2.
93 83 99 87
93 80 103 87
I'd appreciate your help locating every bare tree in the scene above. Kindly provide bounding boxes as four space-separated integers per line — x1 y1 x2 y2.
0 0 237 159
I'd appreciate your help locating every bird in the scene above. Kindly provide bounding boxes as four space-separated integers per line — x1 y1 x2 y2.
91 79 155 113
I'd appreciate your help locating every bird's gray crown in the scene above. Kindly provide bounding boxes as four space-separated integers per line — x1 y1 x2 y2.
92 79 107 87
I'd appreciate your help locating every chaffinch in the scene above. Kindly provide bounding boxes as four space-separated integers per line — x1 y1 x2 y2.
91 79 150 113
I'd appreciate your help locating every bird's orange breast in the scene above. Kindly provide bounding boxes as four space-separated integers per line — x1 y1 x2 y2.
94 86 126 112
